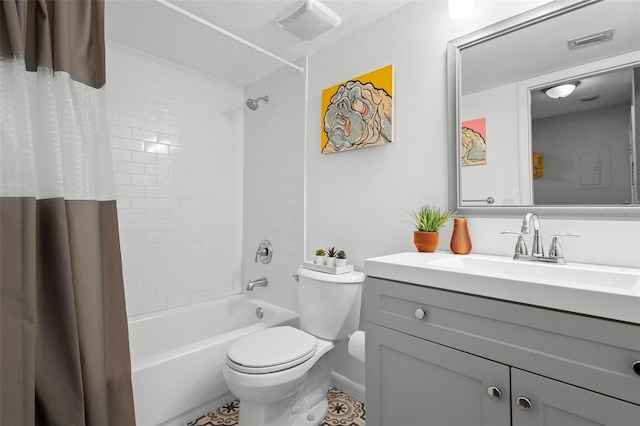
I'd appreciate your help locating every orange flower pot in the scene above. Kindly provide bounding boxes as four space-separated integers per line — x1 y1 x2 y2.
414 231 439 253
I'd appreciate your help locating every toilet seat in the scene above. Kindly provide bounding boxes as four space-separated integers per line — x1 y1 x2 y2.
226 326 317 374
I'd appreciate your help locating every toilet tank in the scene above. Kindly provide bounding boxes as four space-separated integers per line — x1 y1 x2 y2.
296 267 365 340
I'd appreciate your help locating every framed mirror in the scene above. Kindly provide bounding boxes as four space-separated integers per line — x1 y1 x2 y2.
447 0 640 219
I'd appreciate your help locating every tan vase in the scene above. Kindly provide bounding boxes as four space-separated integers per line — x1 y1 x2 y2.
414 231 439 253
450 218 472 254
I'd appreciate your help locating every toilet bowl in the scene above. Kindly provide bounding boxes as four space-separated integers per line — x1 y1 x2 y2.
223 326 334 426
223 267 365 426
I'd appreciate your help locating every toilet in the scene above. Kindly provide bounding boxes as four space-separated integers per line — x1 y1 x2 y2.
223 266 365 426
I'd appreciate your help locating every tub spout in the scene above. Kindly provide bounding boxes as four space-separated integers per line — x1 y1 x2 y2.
247 277 268 291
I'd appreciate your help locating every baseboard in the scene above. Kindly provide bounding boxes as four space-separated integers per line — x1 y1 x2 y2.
158 392 235 426
330 371 365 404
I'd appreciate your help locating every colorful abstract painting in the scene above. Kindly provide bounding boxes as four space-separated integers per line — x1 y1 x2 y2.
321 65 393 154
532 152 544 179
461 118 487 166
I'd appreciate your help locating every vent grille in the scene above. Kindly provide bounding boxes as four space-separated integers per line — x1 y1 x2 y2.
568 29 614 50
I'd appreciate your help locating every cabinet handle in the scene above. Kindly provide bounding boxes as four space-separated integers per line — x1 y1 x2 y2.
486 386 502 401
414 308 427 320
633 360 640 376
516 396 533 412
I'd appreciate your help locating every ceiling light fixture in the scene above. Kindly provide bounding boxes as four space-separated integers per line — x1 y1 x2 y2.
543 82 581 99
449 0 474 20
277 0 341 42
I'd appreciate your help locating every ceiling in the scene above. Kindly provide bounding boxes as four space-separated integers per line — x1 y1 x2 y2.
460 0 640 118
461 0 640 96
531 66 635 119
105 0 412 86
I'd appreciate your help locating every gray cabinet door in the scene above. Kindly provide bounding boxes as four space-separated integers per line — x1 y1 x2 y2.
366 323 511 426
511 369 640 426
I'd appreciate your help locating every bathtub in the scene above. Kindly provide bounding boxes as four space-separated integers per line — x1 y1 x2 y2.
128 294 299 426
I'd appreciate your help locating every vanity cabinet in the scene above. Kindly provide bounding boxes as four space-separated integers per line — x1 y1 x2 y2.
364 277 640 426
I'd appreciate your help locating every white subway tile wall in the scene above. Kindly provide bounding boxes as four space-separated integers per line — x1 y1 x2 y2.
242 63 306 313
106 42 244 316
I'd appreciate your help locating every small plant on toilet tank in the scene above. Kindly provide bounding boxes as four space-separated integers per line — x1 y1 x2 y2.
326 246 338 267
336 250 347 267
315 249 326 265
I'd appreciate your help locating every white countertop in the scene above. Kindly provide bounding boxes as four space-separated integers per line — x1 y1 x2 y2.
364 252 640 324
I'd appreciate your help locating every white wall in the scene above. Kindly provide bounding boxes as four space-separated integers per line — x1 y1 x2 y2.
304 0 640 271
461 83 523 205
533 103 632 205
106 42 245 316
299 0 640 392
440 216 640 269
241 60 306 313
305 0 555 272
303 0 559 394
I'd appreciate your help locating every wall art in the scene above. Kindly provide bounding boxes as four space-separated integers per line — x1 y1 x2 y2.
321 65 393 154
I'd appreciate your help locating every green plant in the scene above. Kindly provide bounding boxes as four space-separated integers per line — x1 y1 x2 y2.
410 205 455 232
336 250 347 259
326 246 338 257
315 248 326 256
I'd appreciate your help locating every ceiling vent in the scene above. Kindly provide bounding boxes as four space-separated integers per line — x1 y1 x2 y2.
568 29 614 50
277 0 341 41
581 95 600 102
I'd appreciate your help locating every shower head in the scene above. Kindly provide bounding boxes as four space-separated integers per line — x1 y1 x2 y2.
246 95 269 111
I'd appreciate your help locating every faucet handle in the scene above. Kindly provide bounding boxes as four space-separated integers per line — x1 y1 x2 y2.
550 233 580 238
254 240 273 264
548 234 579 260
501 231 528 256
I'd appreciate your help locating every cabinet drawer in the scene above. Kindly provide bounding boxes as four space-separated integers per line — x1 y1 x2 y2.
364 277 640 405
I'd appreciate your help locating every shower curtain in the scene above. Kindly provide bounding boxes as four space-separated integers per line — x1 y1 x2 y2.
0 0 135 424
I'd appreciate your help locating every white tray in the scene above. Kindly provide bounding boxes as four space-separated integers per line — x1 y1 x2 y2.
302 261 354 275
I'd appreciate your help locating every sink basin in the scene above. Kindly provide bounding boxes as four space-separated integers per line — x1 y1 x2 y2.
364 252 640 323
424 254 640 290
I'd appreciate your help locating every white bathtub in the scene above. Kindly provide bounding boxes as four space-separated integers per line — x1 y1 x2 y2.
128 294 299 426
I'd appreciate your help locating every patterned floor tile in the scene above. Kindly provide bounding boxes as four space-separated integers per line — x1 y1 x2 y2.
187 388 365 426
323 388 366 426
187 400 240 426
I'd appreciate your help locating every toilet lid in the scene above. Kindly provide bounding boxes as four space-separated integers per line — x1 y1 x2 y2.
227 326 317 374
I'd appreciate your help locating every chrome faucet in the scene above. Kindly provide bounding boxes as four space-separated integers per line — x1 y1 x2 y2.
502 212 579 265
247 277 268 291
521 212 544 257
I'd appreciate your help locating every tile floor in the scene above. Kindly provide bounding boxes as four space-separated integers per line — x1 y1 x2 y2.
187 388 365 426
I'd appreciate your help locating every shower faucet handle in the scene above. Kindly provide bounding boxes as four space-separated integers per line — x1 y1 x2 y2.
254 240 273 264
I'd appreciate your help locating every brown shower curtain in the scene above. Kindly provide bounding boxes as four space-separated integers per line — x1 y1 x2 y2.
0 1 135 424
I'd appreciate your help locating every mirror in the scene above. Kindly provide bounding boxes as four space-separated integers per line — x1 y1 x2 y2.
448 0 640 219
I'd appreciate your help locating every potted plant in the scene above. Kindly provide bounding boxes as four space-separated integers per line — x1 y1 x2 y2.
410 205 455 253
315 249 326 265
336 250 347 267
326 246 338 267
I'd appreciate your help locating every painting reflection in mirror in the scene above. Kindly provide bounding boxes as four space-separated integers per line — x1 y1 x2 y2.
461 118 487 166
